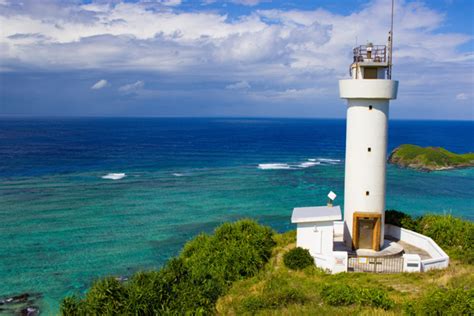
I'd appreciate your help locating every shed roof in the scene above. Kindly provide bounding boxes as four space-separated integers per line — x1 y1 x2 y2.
291 205 342 224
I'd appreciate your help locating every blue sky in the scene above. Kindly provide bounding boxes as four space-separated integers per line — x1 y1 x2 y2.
0 0 473 119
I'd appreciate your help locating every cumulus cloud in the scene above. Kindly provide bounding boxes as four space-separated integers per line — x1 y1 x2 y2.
118 80 145 93
226 80 251 90
455 93 469 100
230 0 268 6
91 79 109 90
0 0 472 109
149 0 182 6
202 0 267 5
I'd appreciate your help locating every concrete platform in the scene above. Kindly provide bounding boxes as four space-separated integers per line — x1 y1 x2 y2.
355 239 404 257
386 236 431 260
333 236 433 259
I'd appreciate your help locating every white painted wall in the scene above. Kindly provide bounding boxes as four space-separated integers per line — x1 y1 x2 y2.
386 224 449 271
403 254 421 272
296 221 334 256
333 221 344 237
332 251 348 273
313 252 348 274
339 79 398 249
343 99 389 248
339 80 398 99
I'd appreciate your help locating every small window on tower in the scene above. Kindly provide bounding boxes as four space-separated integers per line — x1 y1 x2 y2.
368 147 372 152
366 191 370 196
369 105 373 110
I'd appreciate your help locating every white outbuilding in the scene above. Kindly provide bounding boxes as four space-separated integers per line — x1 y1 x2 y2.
291 205 341 256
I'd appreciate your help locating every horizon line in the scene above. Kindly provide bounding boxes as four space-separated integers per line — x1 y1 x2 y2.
0 115 473 122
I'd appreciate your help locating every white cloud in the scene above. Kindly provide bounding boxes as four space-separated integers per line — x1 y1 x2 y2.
0 0 472 108
230 0 268 6
202 0 267 5
455 93 469 100
118 80 145 93
147 0 182 6
91 79 109 90
226 80 251 90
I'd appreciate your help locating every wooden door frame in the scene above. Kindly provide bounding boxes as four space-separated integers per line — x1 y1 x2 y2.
352 212 381 251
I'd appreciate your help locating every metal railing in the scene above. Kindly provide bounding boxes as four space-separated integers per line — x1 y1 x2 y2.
353 45 387 63
348 256 403 273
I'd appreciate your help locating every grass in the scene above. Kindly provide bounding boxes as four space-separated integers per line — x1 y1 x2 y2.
389 144 474 171
216 230 474 315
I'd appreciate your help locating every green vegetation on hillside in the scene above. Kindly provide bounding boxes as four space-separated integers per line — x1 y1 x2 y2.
219 214 474 315
388 144 474 171
386 210 474 264
61 213 474 315
60 219 275 315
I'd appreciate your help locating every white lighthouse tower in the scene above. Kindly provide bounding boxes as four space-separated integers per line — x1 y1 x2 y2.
339 37 398 251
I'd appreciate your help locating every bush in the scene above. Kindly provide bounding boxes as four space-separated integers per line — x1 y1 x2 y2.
321 283 393 310
417 214 474 264
385 210 474 264
60 219 276 315
240 276 308 312
358 287 394 310
418 214 473 250
385 210 420 231
283 247 314 270
403 286 474 315
59 296 82 316
320 284 357 306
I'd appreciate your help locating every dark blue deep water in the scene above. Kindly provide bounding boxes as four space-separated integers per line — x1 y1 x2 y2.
0 118 473 313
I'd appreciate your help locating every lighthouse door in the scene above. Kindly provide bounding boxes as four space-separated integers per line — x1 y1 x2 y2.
358 218 375 249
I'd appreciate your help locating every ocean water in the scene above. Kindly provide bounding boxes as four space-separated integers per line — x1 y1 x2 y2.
0 118 473 314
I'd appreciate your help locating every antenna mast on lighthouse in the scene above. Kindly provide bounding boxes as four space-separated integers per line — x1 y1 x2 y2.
388 0 394 79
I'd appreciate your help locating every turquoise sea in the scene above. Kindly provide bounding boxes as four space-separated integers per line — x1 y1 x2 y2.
0 118 473 314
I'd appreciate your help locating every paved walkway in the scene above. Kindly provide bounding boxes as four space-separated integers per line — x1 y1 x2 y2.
334 236 432 259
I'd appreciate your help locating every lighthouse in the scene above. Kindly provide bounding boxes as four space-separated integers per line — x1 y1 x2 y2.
339 38 398 250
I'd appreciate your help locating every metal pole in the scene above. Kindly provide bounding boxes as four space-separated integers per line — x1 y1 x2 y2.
388 0 394 79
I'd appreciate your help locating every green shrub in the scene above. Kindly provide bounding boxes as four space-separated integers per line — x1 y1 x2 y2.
358 287 394 310
240 276 308 312
418 214 473 249
283 247 314 270
321 284 357 306
385 210 474 264
82 277 128 314
404 286 474 315
418 214 474 264
241 287 307 312
321 283 393 310
60 219 276 315
385 209 420 231
59 296 82 316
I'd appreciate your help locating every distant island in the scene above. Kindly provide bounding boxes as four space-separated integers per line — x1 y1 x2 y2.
388 144 474 171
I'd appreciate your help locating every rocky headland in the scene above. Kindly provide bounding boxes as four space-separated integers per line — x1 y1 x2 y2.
388 144 474 171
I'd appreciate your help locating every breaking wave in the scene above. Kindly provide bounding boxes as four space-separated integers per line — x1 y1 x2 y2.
258 158 341 170
298 161 321 168
258 163 293 170
172 173 185 177
316 158 342 164
101 173 126 180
